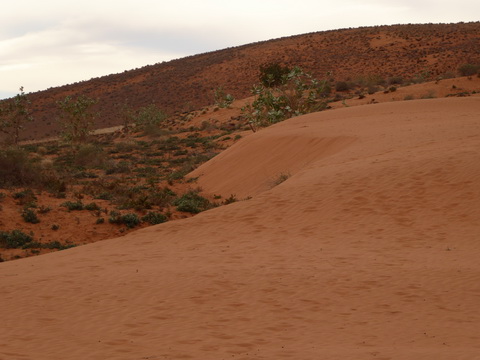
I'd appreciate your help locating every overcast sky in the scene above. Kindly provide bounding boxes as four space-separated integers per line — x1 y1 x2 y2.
1 0 479 99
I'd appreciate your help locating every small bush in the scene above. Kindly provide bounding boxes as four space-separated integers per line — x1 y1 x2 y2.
109 211 140 228
13 188 37 206
61 200 84 211
0 229 33 248
174 191 212 214
22 208 40 224
142 212 168 225
84 202 100 211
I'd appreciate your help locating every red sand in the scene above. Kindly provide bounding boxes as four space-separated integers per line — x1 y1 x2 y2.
1 97 480 359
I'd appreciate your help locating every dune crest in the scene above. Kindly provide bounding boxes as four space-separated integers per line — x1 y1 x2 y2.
1 97 480 360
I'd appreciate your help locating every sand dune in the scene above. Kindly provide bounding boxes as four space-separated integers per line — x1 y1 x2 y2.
1 97 480 359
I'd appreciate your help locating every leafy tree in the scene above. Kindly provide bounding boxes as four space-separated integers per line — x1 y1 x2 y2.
0 87 33 145
57 95 97 144
242 67 331 131
133 104 167 128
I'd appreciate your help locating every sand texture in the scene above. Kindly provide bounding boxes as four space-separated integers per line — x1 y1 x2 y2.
1 97 480 359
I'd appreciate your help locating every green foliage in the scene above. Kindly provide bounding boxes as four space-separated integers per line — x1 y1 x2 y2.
0 229 33 249
142 211 168 225
109 211 140 228
458 63 480 76
84 202 100 211
242 66 330 131
259 62 291 87
0 87 33 145
174 191 213 214
134 104 167 128
22 208 40 224
214 87 235 108
61 200 84 211
57 95 97 144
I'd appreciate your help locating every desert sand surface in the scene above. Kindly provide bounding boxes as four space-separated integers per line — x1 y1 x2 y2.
1 96 480 359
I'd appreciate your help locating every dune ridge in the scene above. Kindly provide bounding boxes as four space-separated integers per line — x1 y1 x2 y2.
1 97 480 359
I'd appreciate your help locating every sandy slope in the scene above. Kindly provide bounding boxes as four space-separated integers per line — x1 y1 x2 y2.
1 97 480 360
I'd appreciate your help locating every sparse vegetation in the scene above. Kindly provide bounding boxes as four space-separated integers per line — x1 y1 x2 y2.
458 63 480 76
214 87 235 108
0 229 33 249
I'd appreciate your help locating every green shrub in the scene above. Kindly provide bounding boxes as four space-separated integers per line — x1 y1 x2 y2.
109 211 140 228
84 202 100 211
142 212 168 225
174 191 212 214
0 229 33 248
22 208 40 224
242 67 330 131
61 200 84 211
13 188 37 206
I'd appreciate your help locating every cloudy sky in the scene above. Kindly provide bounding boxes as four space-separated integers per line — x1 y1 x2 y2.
1 0 478 99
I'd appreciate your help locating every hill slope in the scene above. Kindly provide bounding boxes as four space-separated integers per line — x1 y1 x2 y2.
17 22 480 140
1 96 479 359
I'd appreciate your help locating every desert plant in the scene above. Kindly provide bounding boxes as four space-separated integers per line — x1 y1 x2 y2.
0 229 33 248
84 202 100 211
0 87 33 145
60 200 84 211
0 147 44 187
109 211 140 228
57 95 97 144
214 87 235 108
242 67 330 131
141 211 168 225
22 208 40 224
259 62 291 87
133 104 167 129
174 190 213 214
